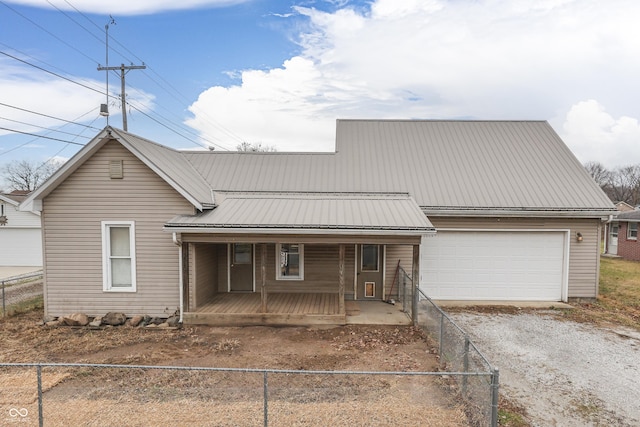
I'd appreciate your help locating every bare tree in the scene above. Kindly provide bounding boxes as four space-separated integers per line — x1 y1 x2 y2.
584 161 611 188
611 165 640 206
1 159 64 192
236 142 277 152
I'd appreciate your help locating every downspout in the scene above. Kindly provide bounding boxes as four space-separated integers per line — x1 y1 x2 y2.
603 214 613 254
173 232 183 324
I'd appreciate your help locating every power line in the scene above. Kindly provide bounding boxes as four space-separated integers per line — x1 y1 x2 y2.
35 112 102 171
0 108 98 157
0 116 91 139
0 50 105 96
59 0 247 146
4 0 246 149
0 127 86 146
126 97 230 150
0 0 99 66
45 0 104 45
126 102 229 151
0 102 102 130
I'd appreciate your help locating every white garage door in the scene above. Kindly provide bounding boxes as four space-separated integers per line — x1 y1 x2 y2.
0 228 43 266
421 231 566 301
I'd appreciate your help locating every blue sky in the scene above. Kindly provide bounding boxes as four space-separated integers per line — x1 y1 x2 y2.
1 0 640 190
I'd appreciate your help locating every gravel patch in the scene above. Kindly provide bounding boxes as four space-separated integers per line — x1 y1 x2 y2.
449 311 640 426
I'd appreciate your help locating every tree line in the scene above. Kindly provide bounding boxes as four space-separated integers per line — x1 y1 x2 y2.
584 162 640 207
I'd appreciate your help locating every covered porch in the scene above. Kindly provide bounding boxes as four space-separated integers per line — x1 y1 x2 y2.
166 192 435 326
184 293 412 326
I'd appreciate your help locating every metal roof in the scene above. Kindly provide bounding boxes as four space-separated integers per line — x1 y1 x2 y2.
179 120 615 216
21 121 616 218
333 120 616 215
109 128 214 207
165 192 434 235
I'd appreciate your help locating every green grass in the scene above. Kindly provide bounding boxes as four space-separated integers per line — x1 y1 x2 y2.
0 294 44 318
564 257 640 330
498 409 528 427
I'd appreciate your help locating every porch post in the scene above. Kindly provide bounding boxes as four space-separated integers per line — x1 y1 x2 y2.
412 243 420 326
339 244 345 315
260 243 267 313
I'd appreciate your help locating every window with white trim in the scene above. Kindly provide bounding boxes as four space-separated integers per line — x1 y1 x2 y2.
628 222 638 240
102 221 136 291
277 243 303 280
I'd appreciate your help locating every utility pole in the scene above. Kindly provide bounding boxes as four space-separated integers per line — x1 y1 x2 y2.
97 17 146 131
97 63 146 131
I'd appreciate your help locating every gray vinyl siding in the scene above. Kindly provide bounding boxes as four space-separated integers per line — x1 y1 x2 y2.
428 217 602 298
192 244 219 309
42 141 194 317
385 245 414 299
253 244 355 297
217 246 228 293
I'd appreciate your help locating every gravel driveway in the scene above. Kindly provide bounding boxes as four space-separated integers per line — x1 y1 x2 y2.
449 311 640 426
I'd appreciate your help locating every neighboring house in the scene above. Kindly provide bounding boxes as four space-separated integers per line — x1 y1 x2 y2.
0 190 42 267
20 120 615 324
615 201 635 212
605 210 640 261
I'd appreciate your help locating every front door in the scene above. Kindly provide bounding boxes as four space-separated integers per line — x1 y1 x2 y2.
357 244 383 300
230 243 254 292
609 224 619 255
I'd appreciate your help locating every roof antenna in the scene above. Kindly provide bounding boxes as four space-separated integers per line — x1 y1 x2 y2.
98 16 116 125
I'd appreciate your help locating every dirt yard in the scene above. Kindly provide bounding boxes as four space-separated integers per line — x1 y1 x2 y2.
0 308 468 426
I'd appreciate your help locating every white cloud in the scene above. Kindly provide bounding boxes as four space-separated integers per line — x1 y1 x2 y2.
560 100 640 168
3 0 248 15
188 0 640 157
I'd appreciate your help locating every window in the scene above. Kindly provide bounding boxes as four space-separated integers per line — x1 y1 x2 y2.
628 223 638 240
102 221 136 291
612 224 619 238
233 243 252 264
361 244 379 271
277 243 303 280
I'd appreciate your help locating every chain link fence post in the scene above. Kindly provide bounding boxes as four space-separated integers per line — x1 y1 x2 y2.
462 335 470 397
263 371 268 427
439 311 445 359
37 364 44 427
2 280 5 316
491 368 500 427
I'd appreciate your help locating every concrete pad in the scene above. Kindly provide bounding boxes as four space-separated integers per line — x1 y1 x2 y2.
434 300 573 309
0 266 42 280
346 301 411 325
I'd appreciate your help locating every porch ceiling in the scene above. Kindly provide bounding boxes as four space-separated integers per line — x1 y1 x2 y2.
164 192 435 237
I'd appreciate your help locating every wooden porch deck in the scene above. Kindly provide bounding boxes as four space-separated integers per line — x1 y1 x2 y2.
183 292 347 326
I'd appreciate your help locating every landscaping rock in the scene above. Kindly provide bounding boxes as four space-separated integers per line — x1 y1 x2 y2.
166 315 180 327
45 320 61 327
42 315 57 323
62 313 90 326
158 322 170 328
149 316 163 325
141 315 151 326
89 317 102 328
130 315 144 327
103 312 127 326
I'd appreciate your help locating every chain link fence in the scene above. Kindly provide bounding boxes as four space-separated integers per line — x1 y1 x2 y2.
1 271 43 317
0 362 486 426
1 268 497 425
396 266 499 427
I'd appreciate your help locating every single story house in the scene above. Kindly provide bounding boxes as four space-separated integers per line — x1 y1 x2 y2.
0 190 42 267
605 210 640 261
20 120 615 325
